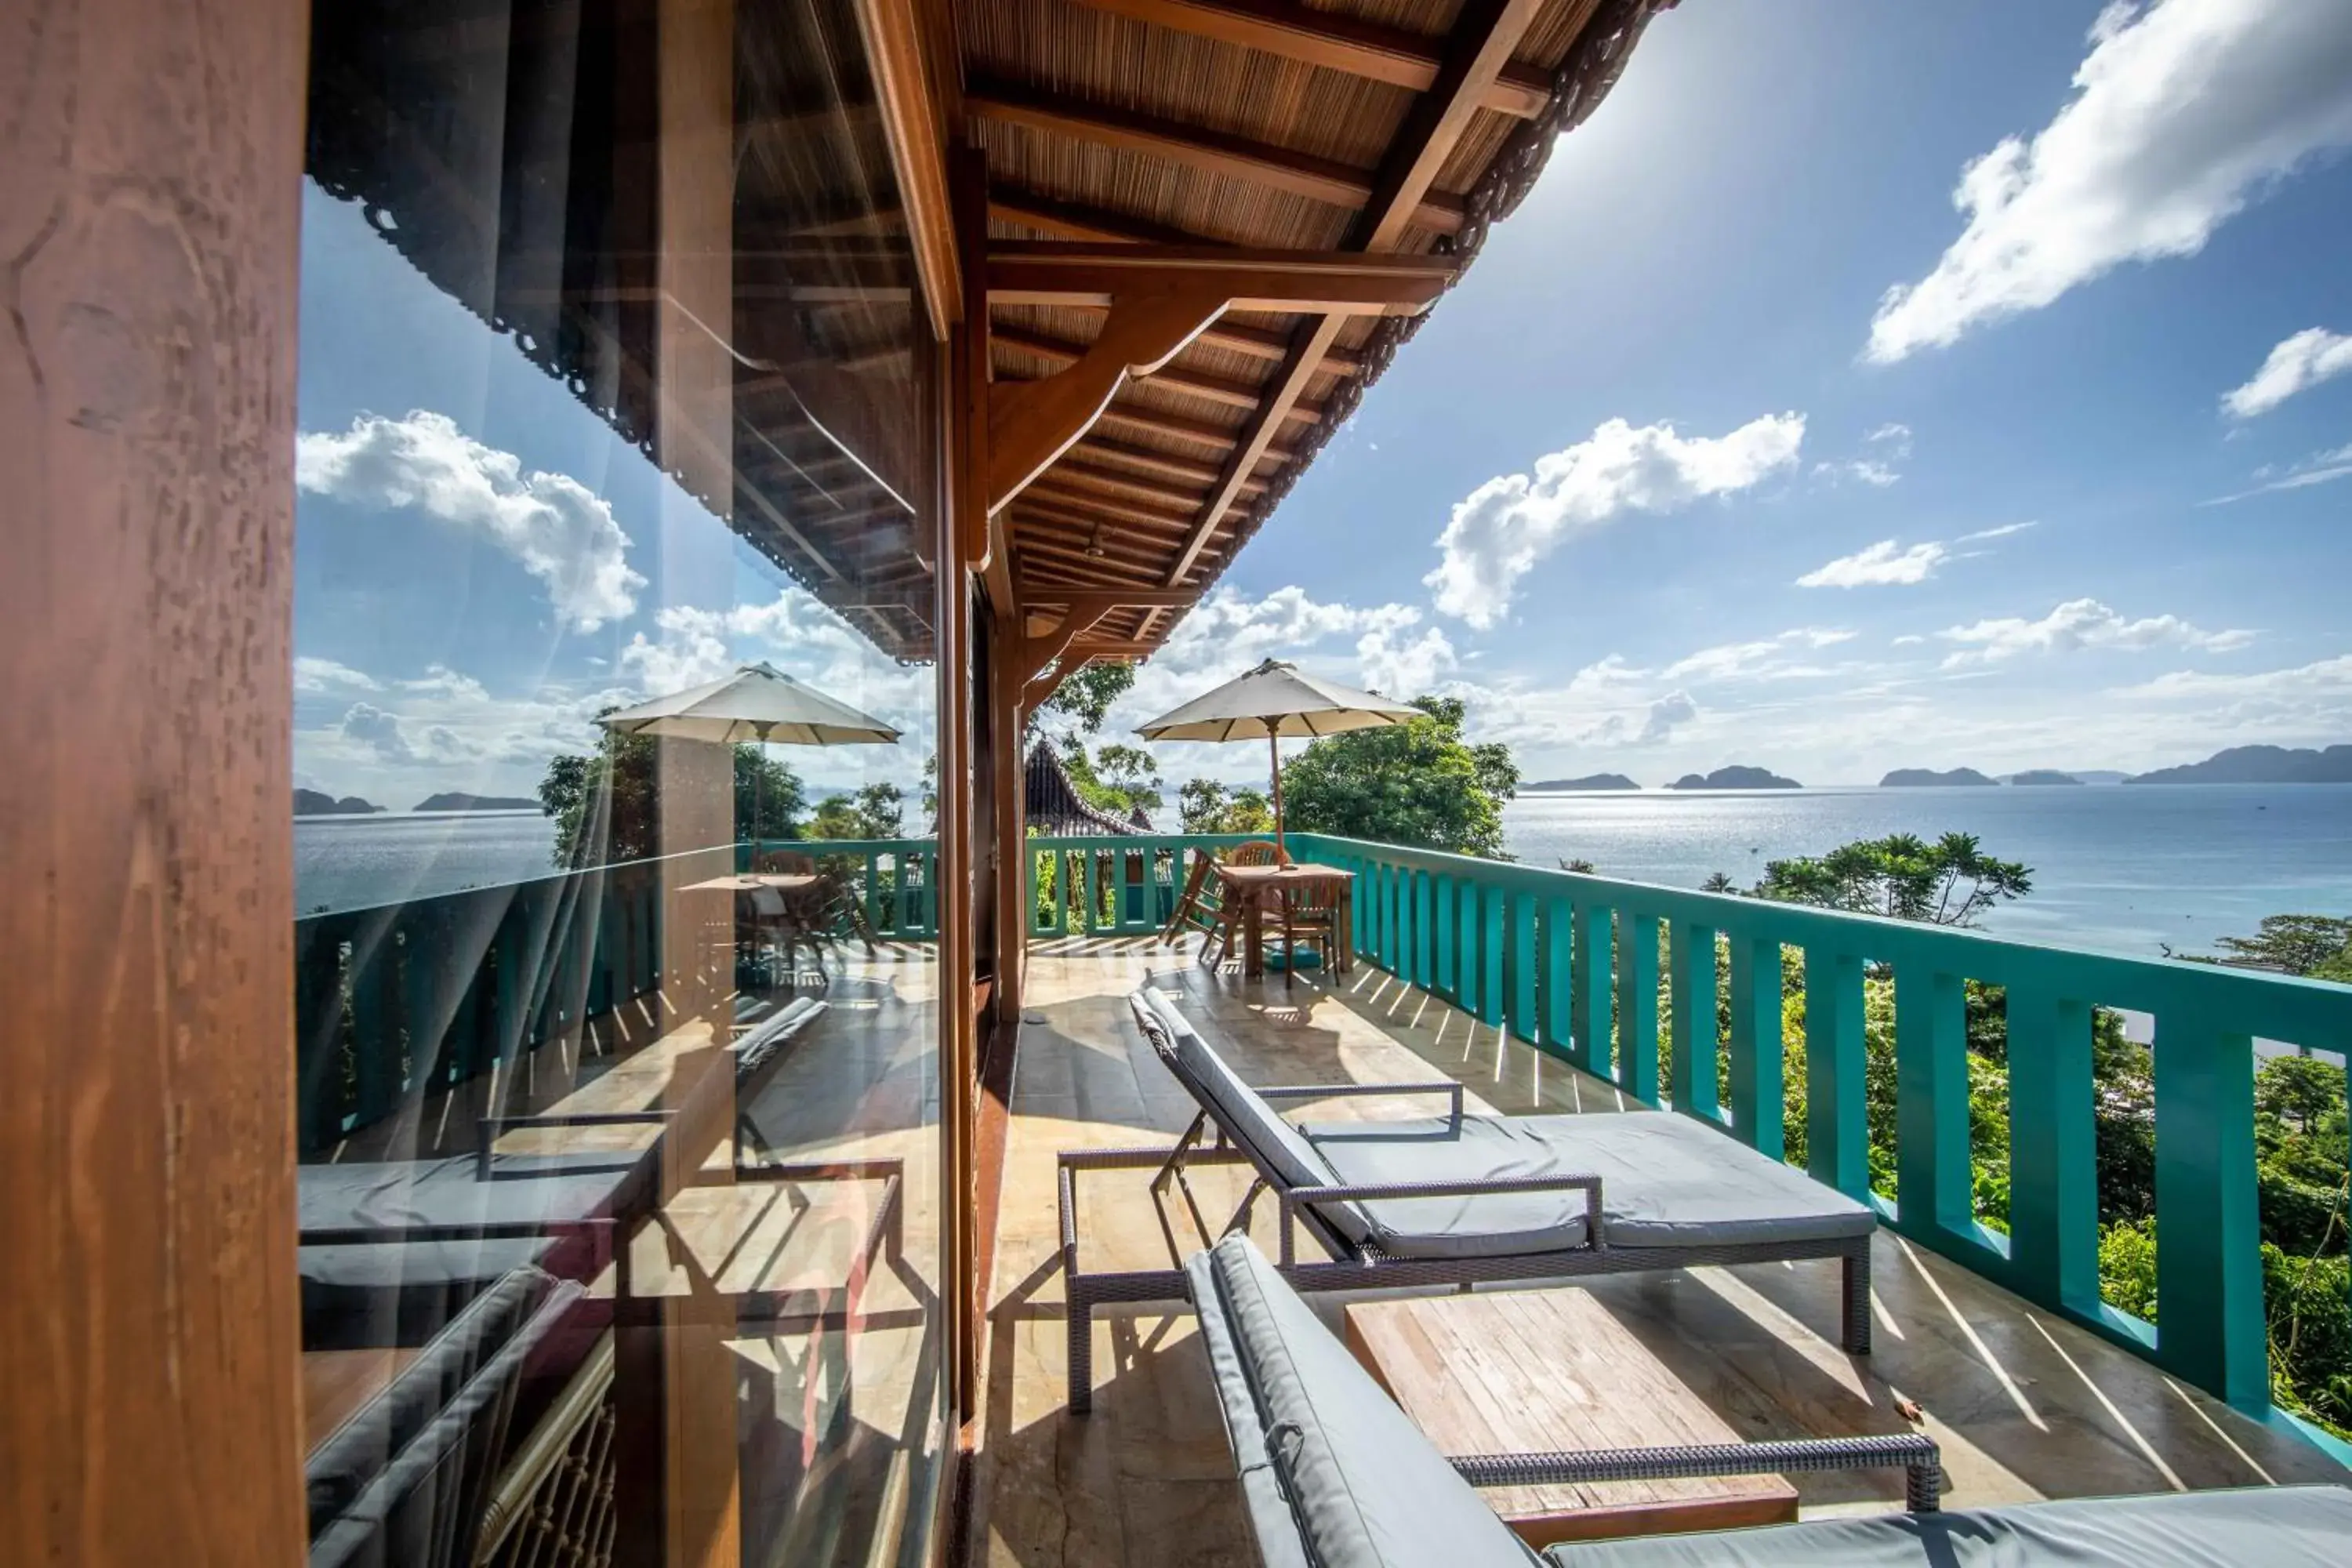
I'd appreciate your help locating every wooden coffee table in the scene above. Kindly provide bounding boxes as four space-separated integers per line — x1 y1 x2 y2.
1344 1289 1798 1548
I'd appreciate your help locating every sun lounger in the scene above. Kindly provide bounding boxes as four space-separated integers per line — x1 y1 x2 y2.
1056 986 1877 1410
1187 1232 2352 1566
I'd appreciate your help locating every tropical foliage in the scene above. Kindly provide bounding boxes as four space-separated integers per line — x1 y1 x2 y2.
1280 696 1519 858
1178 777 1274 834
539 713 805 865
1714 855 2351 1438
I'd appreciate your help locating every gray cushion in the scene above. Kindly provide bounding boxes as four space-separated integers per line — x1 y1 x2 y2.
1188 1235 1538 1568
299 1156 630 1234
1299 1114 1593 1259
1139 989 1339 1195
1541 1484 2352 1566
1305 1111 1873 1254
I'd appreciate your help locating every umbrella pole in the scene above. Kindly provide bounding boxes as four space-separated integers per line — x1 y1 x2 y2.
752 724 768 865
1267 722 1286 862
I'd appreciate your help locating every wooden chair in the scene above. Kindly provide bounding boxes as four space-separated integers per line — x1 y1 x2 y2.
1158 851 1218 949
1225 840 1282 866
1276 877 1341 985
753 848 815 876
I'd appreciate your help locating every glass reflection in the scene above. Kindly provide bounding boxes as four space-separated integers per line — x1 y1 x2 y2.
294 3 942 1563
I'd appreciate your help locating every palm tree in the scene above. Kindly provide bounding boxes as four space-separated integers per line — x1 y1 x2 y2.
1701 871 1738 895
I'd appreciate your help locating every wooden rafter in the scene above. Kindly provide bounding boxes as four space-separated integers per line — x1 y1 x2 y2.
983 244 1452 513
854 0 959 334
987 184 1229 248
967 79 1467 234
993 323 1326 419
1156 0 1543 615
986 241 1457 312
1065 0 1554 118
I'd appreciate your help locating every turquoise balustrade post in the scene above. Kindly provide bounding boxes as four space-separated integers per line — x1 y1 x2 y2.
1893 964 1971 1235
2006 981 2100 1311
1507 891 1538 1046
1434 876 1457 1003
1669 920 1718 1120
1726 935 1784 1159
1615 910 1660 1104
1805 948 1869 1198
1479 882 1505 1028
1541 898 1573 1055
1412 869 1433 988
2154 1006 2268 1407
1571 902 1611 1079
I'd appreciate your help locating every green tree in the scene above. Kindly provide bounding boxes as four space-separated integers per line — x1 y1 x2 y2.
539 713 804 866
1755 832 2031 925
1281 695 1518 857
2174 915 2352 980
1093 742 1165 817
1034 660 1134 739
809 781 906 840
1179 778 1273 834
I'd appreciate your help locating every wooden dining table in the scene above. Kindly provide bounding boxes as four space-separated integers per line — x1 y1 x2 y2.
1211 862 1354 980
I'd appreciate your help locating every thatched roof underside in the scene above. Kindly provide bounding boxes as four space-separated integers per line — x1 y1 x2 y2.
303 0 1671 664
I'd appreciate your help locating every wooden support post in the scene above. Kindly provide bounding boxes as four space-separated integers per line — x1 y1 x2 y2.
2 1 310 1561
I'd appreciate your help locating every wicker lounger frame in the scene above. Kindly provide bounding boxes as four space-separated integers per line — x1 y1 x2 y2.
1058 996 1873 1414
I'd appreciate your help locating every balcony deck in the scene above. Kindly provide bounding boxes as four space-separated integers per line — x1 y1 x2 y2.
959 935 2347 1566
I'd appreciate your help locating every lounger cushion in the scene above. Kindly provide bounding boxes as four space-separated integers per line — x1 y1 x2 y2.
1540 1484 2352 1566
1188 1235 1540 1568
1298 1113 1594 1259
1304 1111 1872 1257
1140 989 1339 1195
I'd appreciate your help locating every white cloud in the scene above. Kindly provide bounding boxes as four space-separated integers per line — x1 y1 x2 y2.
2222 327 2352 418
1356 619 1457 699
1815 423 1913 487
1956 521 2038 543
297 410 647 631
335 702 480 767
1938 597 2255 666
295 656 380 692
2114 652 2352 701
1891 634 1927 647
1662 627 1856 683
2205 440 2352 503
1639 691 1697 744
1425 413 1806 628
1867 0 2352 363
1797 539 1949 588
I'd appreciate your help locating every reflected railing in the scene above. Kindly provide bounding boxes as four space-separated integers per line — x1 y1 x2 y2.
292 829 2352 1449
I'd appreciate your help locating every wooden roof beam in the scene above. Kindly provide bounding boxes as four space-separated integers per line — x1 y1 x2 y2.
985 241 1457 312
1066 0 1552 118
992 323 1326 420
1014 584 1199 608
987 184 1232 247
1156 0 1545 625
967 80 1467 235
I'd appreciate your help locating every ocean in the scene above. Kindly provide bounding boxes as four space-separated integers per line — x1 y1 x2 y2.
296 786 2352 961
1502 783 2352 958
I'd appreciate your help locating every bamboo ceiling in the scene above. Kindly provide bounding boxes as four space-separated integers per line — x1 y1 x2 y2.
303 0 1671 664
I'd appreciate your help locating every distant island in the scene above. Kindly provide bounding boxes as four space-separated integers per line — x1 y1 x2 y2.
1670 765 1801 790
1880 767 1998 788
414 792 543 812
2125 744 2352 786
295 788 382 816
1523 773 1640 792
2007 769 2085 786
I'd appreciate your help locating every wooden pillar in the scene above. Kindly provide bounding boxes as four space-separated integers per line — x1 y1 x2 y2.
615 3 741 1564
0 0 310 1562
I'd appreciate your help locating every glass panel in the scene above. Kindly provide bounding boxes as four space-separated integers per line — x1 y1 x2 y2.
295 2 944 1563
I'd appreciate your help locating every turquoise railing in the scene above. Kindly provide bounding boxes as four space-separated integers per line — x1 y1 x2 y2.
741 836 941 939
295 837 933 1154
1025 833 1257 938
1283 831 2352 1443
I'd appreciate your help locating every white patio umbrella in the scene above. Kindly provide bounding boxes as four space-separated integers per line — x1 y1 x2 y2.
597 661 902 846
1134 658 1419 860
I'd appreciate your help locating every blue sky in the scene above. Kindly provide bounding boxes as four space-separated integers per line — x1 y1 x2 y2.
296 0 2352 804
